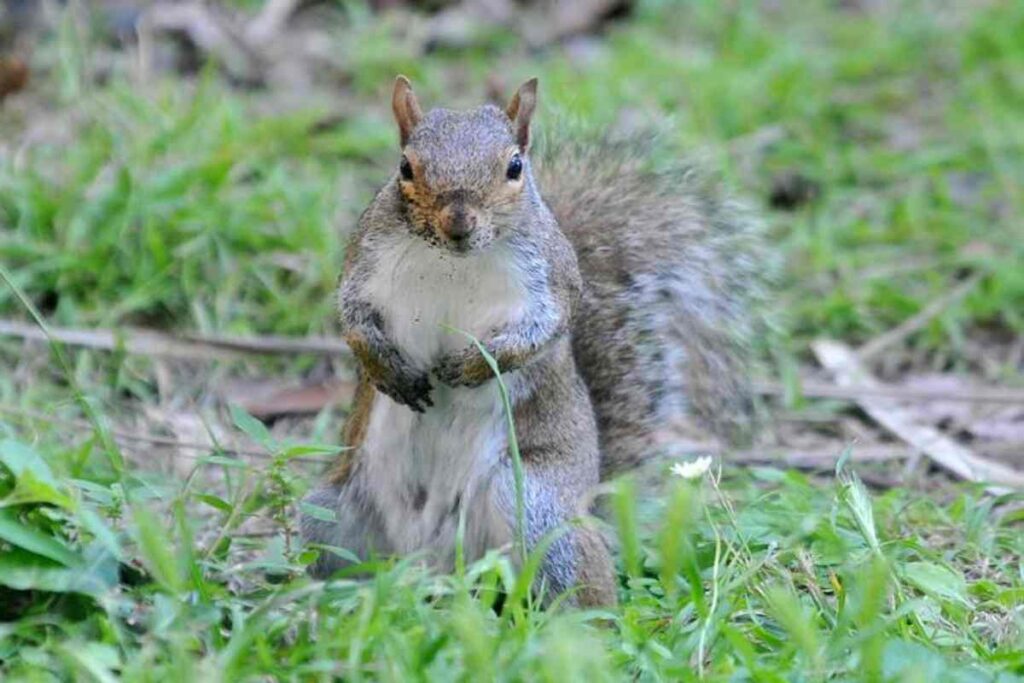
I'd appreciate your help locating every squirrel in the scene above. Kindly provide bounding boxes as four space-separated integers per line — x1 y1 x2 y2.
301 76 766 607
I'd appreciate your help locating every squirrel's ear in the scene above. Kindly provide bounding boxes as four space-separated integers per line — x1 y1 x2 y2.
506 78 538 151
392 75 423 147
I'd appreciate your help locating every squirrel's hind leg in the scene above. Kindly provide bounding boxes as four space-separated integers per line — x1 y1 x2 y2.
491 460 618 608
300 481 391 578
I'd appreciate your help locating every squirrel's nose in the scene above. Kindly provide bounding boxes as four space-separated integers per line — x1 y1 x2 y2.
441 204 477 242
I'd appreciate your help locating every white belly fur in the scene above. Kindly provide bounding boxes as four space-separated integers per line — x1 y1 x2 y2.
360 235 529 559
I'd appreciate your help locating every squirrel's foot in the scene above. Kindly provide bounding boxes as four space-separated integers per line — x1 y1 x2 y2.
433 348 494 388
375 367 433 412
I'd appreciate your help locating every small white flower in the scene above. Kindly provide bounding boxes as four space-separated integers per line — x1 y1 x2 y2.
670 456 713 480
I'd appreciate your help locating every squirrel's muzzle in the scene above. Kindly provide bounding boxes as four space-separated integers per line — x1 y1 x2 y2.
436 201 479 248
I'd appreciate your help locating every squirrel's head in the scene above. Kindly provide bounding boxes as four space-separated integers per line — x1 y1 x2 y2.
389 75 538 255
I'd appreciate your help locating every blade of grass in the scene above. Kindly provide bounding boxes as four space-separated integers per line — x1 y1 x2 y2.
441 325 526 564
0 265 124 478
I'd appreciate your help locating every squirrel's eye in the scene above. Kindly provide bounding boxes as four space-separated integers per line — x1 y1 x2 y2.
399 156 414 181
506 154 523 181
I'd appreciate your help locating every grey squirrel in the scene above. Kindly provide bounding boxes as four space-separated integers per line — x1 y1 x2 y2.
301 76 766 606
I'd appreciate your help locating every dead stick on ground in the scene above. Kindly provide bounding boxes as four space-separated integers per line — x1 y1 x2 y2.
6 318 1024 406
729 444 913 468
812 339 1024 494
0 319 347 359
857 273 982 361
754 380 1024 405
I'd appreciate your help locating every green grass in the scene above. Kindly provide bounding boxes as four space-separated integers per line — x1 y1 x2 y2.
1 0 1023 679
2 427 1022 680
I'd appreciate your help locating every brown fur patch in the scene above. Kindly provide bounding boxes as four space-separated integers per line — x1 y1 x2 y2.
459 354 495 385
398 179 443 235
495 346 534 374
342 380 376 450
346 332 388 386
329 379 376 485
445 344 534 386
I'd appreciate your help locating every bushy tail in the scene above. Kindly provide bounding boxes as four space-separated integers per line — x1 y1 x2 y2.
535 133 770 478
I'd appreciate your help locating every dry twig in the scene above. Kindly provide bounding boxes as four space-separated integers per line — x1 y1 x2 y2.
813 339 1024 493
754 380 1024 405
0 319 347 359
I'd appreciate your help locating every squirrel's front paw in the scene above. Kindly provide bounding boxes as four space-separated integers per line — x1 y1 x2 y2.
369 353 433 412
433 348 494 388
377 370 433 412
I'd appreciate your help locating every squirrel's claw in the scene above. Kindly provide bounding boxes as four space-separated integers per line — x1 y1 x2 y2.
431 356 459 386
432 351 468 387
401 373 434 413
407 375 434 412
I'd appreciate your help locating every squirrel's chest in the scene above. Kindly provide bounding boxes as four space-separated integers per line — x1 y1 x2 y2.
363 237 530 368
